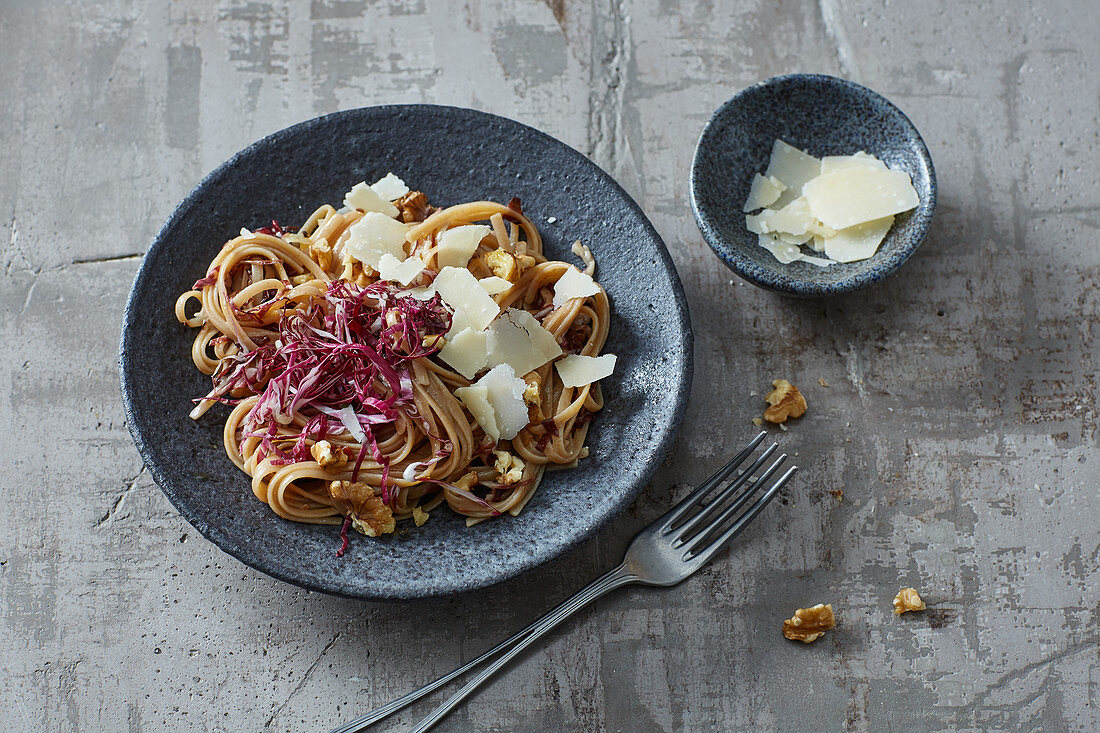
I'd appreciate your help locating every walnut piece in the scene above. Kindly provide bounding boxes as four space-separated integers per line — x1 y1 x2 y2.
782 603 835 643
493 450 525 485
310 440 347 470
328 481 395 537
764 379 807 424
394 190 436 223
893 587 927 615
306 240 333 271
484 249 517 282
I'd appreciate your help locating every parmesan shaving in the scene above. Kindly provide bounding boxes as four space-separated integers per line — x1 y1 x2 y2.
556 354 617 388
344 182 399 218
552 266 600 308
344 212 411 268
370 172 409 201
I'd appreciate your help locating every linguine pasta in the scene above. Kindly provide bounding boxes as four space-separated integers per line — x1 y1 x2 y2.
175 182 611 551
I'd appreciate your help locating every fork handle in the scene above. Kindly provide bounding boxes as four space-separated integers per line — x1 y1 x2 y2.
407 564 638 732
333 564 637 733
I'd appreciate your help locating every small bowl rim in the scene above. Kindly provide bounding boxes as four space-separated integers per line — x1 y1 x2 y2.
690 73 937 297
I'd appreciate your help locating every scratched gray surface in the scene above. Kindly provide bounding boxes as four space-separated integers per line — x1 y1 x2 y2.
1 1 1097 731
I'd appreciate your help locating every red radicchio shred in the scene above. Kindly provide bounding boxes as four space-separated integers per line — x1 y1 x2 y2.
536 433 551 451
201 279 453 508
417 478 502 516
540 418 559 437
256 220 291 237
574 408 594 427
336 514 352 557
192 267 220 289
506 196 523 215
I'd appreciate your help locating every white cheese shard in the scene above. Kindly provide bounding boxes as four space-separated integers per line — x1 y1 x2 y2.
433 266 500 333
799 254 835 268
408 287 436 301
810 235 826 253
778 231 813 245
456 364 530 440
745 211 770 235
758 234 804 264
552 266 600 308
478 276 513 295
763 197 815 237
344 182 400 218
820 151 886 175
370 173 409 201
743 174 787 212
823 215 895 263
803 167 919 229
485 309 562 376
376 253 425 285
437 225 491 269
454 383 498 440
344 212 412 268
556 353 617 388
765 140 821 208
439 327 488 379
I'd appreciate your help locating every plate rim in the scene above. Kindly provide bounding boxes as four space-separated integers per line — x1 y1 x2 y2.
119 103 694 600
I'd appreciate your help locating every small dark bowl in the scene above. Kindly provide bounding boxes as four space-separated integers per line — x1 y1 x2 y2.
690 74 936 297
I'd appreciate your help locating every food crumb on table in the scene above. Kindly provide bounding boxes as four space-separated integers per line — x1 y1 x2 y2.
893 587 927 615
783 603 836 643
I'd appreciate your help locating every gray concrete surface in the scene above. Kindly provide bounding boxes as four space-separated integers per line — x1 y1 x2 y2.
2 1 1097 731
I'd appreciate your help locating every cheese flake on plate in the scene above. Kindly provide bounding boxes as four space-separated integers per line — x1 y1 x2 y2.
552 266 600 308
556 354 617 388
765 140 821 209
485 309 562 377
433 266 500 332
454 383 498 440
345 212 412 268
439 327 488 379
743 174 787 212
820 151 887 175
376 253 425 285
455 364 530 440
344 182 400 218
822 215 895 263
762 197 815 237
758 234 804 264
437 225 491 269
370 173 409 201
803 167 919 230
478 276 513 295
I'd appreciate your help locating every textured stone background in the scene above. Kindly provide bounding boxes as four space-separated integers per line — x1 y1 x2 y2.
1 1 1097 731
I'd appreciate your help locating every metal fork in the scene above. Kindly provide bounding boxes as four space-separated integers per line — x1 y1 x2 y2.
332 431 795 733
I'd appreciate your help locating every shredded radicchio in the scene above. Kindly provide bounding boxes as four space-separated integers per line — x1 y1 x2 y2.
200 280 453 501
255 220 291 237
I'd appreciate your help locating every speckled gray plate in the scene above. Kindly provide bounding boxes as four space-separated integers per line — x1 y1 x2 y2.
119 105 693 600
691 74 936 297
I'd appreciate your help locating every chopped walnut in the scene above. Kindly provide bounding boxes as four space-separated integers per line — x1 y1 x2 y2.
307 240 333 271
328 481 395 537
782 603 835 643
453 471 479 492
522 373 541 405
411 505 429 527
893 587 927 615
394 190 436 223
484 249 517 282
764 379 807 424
751 416 763 427
493 450 525 485
830 489 843 501
310 440 347 470
818 377 829 387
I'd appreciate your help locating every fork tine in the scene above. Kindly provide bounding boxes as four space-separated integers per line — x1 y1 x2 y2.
679 452 787 555
657 431 766 533
671 443 779 544
687 465 798 564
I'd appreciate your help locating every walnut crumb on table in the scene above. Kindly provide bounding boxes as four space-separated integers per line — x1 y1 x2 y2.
764 379 807 424
782 603 835 643
893 587 927 615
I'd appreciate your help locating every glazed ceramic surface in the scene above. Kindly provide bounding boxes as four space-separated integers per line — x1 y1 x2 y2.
691 74 936 297
120 105 693 599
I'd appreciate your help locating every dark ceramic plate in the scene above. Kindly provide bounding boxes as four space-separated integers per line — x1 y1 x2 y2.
691 74 936 297
120 105 693 600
